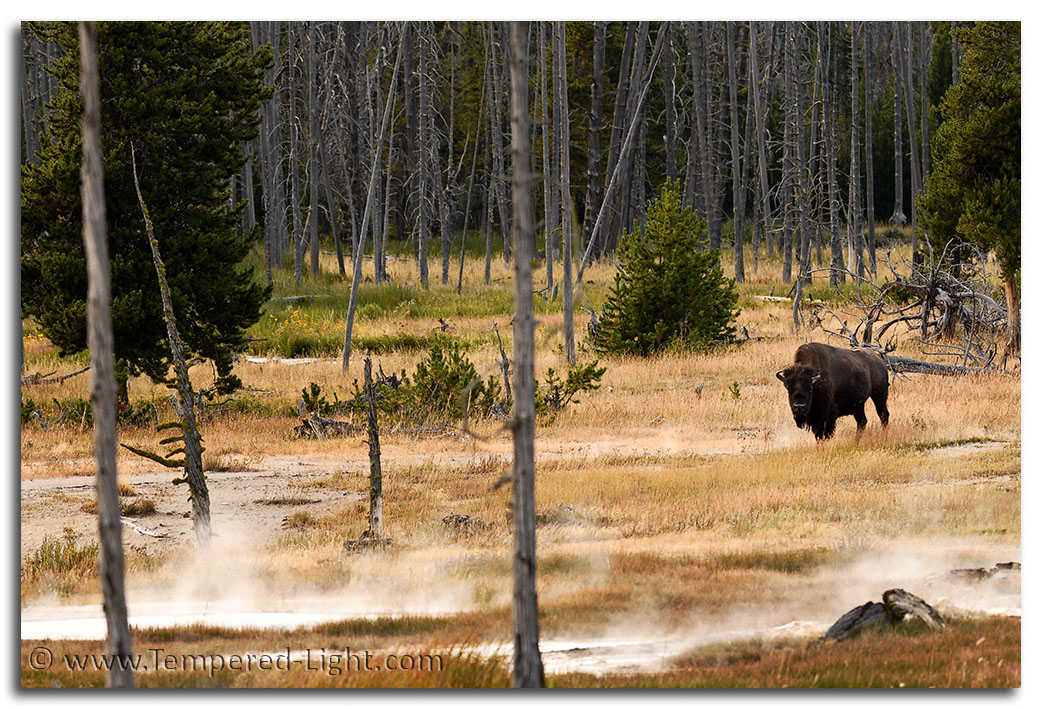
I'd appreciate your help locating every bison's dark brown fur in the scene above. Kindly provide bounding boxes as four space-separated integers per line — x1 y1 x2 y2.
776 343 890 440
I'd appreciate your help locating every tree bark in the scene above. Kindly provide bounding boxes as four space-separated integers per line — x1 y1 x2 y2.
364 357 383 537
726 22 745 283
849 22 865 279
891 24 906 225
577 24 669 282
342 28 403 374
864 22 877 274
582 21 607 248
79 21 134 688
554 22 576 364
750 21 772 269
307 22 320 276
823 23 845 286
538 23 553 293
897 22 922 252
131 146 210 547
506 20 545 689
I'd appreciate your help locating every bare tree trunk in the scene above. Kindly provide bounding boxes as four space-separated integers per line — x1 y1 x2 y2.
364 357 383 537
308 22 320 277
457 67 486 295
79 21 133 688
897 22 922 252
342 28 403 374
791 22 814 325
490 23 512 266
823 23 845 286
289 24 304 286
602 22 635 255
577 24 669 282
616 22 649 238
750 21 772 269
538 23 553 293
582 21 606 248
131 147 210 546
318 111 346 276
849 21 865 279
554 22 576 364
664 23 679 183
891 24 906 226
414 24 431 289
919 22 931 179
781 22 795 283
726 22 745 283
506 21 545 689
864 23 877 274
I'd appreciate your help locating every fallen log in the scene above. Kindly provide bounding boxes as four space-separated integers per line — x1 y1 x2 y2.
820 588 947 642
22 367 90 386
883 355 988 376
293 413 363 439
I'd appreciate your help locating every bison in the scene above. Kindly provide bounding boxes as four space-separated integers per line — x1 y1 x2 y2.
776 343 890 440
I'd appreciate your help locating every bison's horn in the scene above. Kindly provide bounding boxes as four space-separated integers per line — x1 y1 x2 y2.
775 370 786 382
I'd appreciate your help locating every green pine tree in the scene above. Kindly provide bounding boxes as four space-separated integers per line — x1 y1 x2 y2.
592 181 739 356
21 22 273 396
917 21 1020 353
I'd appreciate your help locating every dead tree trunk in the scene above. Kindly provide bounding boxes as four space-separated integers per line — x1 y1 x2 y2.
864 22 877 274
554 22 576 364
131 146 210 547
308 22 320 277
726 21 745 283
577 24 669 282
341 28 403 374
416 23 431 289
490 23 512 267
364 357 383 538
79 21 134 688
457 64 486 295
897 22 922 252
750 21 772 271
583 21 606 249
506 20 545 689
823 23 845 286
849 22 865 279
538 23 553 293
890 24 906 226
792 22 814 326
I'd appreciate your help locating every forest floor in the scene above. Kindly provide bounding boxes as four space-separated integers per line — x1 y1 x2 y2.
19 242 1021 687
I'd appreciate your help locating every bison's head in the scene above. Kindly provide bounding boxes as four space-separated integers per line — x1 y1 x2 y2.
776 364 821 429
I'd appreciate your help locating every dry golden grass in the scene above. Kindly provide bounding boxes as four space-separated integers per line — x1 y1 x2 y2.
20 241 1020 687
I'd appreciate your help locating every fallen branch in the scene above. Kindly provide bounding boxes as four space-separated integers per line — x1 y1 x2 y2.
120 518 168 538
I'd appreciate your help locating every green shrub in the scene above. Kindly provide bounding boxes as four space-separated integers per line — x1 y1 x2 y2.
21 397 37 424
536 360 607 420
592 181 739 356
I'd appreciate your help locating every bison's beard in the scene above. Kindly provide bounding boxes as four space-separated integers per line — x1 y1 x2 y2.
792 412 809 429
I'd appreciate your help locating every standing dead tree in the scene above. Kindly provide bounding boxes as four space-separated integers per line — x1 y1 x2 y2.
364 357 383 539
506 20 545 689
341 25 404 374
129 145 211 546
807 242 1007 374
79 20 134 688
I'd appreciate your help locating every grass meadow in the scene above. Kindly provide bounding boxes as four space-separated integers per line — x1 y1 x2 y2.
20 235 1020 687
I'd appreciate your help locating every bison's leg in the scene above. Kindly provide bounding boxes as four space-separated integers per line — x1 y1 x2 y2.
814 417 838 441
872 392 890 426
854 404 868 430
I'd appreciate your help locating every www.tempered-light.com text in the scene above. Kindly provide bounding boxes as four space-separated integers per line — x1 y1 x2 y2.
26 646 444 677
